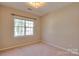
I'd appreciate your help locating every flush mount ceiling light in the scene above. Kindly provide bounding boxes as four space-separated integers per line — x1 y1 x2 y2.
28 2 46 8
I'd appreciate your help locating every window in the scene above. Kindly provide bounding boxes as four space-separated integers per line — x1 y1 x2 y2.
14 16 34 37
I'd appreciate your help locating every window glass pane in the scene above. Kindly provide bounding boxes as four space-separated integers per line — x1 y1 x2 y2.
29 21 34 27
26 28 30 35
26 21 34 27
26 28 33 35
14 26 24 36
26 20 29 27
14 18 25 26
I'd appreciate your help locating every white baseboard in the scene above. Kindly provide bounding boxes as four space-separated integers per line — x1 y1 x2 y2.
42 40 79 55
0 40 41 51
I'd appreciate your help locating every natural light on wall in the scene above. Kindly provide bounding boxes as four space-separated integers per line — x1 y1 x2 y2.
28 2 46 8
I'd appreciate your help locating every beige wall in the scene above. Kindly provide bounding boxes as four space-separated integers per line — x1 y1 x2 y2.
41 3 79 52
0 6 2 48
0 6 41 49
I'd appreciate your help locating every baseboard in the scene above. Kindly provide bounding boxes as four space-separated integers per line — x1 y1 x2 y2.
42 40 79 55
0 40 41 51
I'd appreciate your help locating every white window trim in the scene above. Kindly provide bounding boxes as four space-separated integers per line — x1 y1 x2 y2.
13 15 35 38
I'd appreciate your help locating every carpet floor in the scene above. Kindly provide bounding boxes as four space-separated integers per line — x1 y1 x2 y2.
0 42 78 56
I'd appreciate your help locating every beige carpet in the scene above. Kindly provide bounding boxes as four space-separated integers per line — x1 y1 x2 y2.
0 43 78 56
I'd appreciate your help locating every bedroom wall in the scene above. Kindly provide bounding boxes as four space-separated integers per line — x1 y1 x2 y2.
0 5 41 50
41 3 79 54
0 6 2 49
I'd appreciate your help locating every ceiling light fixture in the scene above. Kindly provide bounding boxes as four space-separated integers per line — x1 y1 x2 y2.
28 2 46 8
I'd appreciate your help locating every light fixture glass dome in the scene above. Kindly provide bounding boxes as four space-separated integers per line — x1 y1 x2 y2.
29 2 46 8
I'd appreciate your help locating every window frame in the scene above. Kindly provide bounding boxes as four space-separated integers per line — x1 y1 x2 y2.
13 16 35 37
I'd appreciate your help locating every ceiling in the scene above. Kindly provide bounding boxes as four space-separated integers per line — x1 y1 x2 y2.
0 2 72 16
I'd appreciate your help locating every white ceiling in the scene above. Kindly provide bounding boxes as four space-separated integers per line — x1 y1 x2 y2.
0 2 72 16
